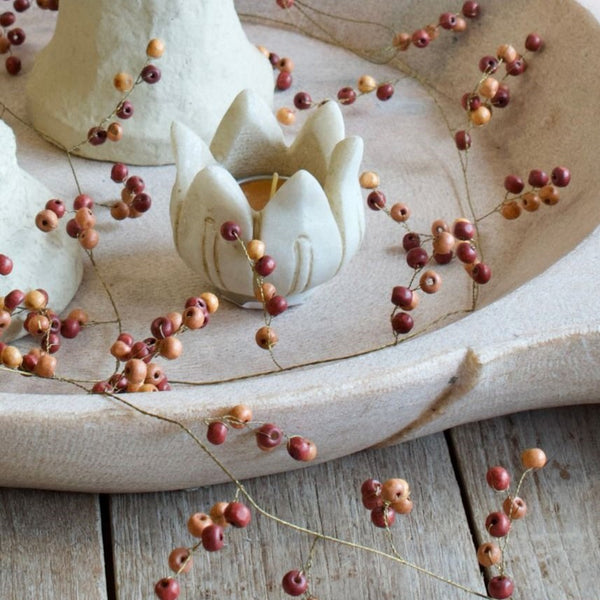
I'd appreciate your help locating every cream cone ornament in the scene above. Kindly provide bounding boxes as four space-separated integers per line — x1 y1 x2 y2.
171 90 365 305
0 120 83 341
25 0 274 165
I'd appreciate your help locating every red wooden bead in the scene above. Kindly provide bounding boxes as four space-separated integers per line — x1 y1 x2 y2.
486 466 511 491
220 221 241 241
371 505 396 528
141 64 161 84
87 127 107 146
367 190 386 210
411 29 430 48
0 253 13 276
402 232 421 251
224 501 252 528
111 163 129 183
376 83 394 101
73 194 94 210
201 524 225 551
206 421 228 445
154 577 180 600
287 436 317 461
293 92 312 110
266 295 288 316
116 100 134 119
406 247 428 269
45 198 66 218
470 262 491 284
391 311 414 334
256 423 284 450
439 12 457 30
281 570 308 596
276 70 292 91
488 575 514 599
462 1 480 18
551 166 571 187
255 255 276 277
485 511 511 537
525 32 543 52
337 86 356 105
454 130 471 151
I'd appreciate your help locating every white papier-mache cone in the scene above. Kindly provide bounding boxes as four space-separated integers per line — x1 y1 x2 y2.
25 0 274 165
0 120 82 341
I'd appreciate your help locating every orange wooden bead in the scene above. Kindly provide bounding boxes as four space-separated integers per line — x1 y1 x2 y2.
168 547 192 574
200 292 219 314
276 107 296 126
256 45 270 58
425 23 440 40
405 290 420 311
187 512 213 538
357 75 377 93
255 325 278 349
113 72 134 92
539 184 560 205
138 383 159 393
521 192 541 212
0 309 11 335
500 200 521 220
34 353 57 378
110 201 130 220
359 171 380 189
2 345 22 368
110 340 131 361
145 363 164 385
503 496 527 519
391 497 413 515
121 188 133 203
123 358 147 384
182 306 205 330
228 404 253 429
107 122 123 142
24 289 48 310
419 269 442 294
390 203 410 222
209 502 230 527
27 314 50 336
393 32 411 50
477 542 502 567
75 207 96 229
470 105 492 126
35 209 58 232
478 76 499 99
497 44 518 63
158 336 183 360
0 36 10 54
246 239 266 261
382 478 410 503
126 381 142 393
432 231 455 254
453 16 467 32
255 283 277 303
431 219 449 235
277 57 294 73
78 228 100 250
146 38 165 59
521 447 547 469
166 311 183 332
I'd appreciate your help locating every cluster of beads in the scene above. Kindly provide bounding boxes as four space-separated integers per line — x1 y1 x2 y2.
205 403 318 461
257 43 295 94
0 0 58 76
455 32 543 151
499 166 571 220
477 448 547 599
93 292 218 394
361 476 413 529
0 281 87 378
35 194 101 250
82 38 164 150
108 162 153 220
220 220 289 352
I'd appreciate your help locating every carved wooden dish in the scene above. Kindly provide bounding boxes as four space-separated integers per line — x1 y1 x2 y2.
1 0 599 492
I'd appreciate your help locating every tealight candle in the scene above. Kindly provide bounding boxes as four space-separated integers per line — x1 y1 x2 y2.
239 174 287 212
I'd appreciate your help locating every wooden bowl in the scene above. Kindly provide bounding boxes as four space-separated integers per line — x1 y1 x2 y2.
1 0 599 492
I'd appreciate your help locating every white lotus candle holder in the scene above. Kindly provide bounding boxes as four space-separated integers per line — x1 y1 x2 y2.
170 90 365 306
0 120 82 341
25 0 274 165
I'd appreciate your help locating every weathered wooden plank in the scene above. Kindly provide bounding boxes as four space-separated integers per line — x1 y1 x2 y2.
450 405 600 599
111 432 485 599
0 489 107 599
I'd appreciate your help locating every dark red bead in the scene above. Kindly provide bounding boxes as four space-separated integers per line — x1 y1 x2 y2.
220 221 241 241
391 286 413 308
92 381 112 394
525 32 543 52
471 262 491 284
506 58 527 76
439 12 457 30
286 436 313 461
73 194 94 210
454 130 471 151
130 340 151 361
275 70 292 91
110 163 129 183
132 192 152 213
87 127 107 146
453 220 475 241
266 295 287 316
45 199 66 218
255 255 276 277
184 297 209 314
406 246 428 269
411 29 430 48
7 27 25 45
0 12 16 27
362 493 383 510
528 169 549 188
154 577 180 600
116 100 134 119
433 251 453 265
371 505 396 528
150 316 174 340
376 83 394 101
4 289 24 311
293 92 312 110
118 332 134 346
141 64 161 84
486 466 511 491
485 511 511 537
66 218 81 238
360 478 382 497
461 93 481 112
125 175 145 194
456 242 477 264
224 501 251 528
281 570 308 597
337 86 356 105
21 353 38 372
13 0 31 12
551 166 571 187
367 190 386 211
491 84 510 108
201 524 225 552
268 52 280 67
402 232 421 252
478 55 498 74
276 0 294 7
256 423 284 450
43 332 61 354
504 174 524 194
391 311 414 334
487 575 514 599
0 253 13 276
206 421 228 445
462 1 480 18
5 55 21 75
60 318 81 339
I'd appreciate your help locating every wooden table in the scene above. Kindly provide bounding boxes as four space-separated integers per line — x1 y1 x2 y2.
1 404 598 599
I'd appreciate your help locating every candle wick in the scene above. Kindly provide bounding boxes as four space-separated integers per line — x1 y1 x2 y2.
270 172 279 200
